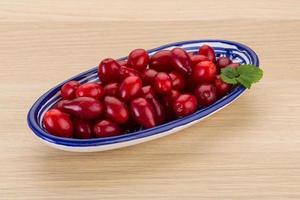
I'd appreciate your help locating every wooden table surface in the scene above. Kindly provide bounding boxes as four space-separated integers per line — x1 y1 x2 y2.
1 1 300 199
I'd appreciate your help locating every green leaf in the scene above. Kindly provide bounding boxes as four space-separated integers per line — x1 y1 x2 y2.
221 67 239 79
236 75 252 89
220 73 238 84
237 65 263 83
220 64 263 89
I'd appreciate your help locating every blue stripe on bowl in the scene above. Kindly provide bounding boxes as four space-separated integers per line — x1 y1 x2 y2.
27 39 259 147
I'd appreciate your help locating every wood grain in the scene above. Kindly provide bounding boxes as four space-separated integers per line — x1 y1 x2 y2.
0 1 300 199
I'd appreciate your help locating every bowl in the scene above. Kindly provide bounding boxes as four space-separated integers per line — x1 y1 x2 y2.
27 39 259 152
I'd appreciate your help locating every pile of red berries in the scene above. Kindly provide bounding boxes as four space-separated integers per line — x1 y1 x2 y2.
43 45 239 139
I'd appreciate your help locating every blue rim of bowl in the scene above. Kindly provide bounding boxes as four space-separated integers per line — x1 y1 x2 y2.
27 39 259 147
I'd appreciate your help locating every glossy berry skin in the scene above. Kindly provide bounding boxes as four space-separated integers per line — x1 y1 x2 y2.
153 72 172 94
94 120 122 138
199 45 216 63
169 71 186 91
216 57 232 73
118 60 128 67
140 85 156 99
61 81 80 100
163 89 180 108
62 97 103 119
149 50 173 72
190 55 210 66
119 66 140 80
76 82 104 100
43 109 73 138
98 58 120 84
104 83 119 97
194 84 217 106
104 96 129 124
73 119 93 139
214 75 232 98
192 61 217 84
127 48 149 72
119 76 143 101
147 97 165 125
141 69 158 85
173 94 198 117
171 48 192 76
130 97 156 128
53 99 69 111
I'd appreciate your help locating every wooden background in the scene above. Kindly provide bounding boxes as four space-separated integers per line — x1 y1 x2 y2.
1 1 300 199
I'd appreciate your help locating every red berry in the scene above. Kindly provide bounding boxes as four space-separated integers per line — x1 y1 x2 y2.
128 48 149 72
76 82 104 100
60 81 80 100
53 100 69 111
140 85 156 99
98 58 120 84
162 89 180 108
94 120 122 138
118 60 127 67
104 83 119 97
62 97 104 119
227 63 240 69
104 96 129 124
199 45 216 63
141 69 158 85
119 76 143 101
73 118 93 139
192 61 217 84
216 57 232 73
190 54 210 66
194 84 217 106
147 97 165 125
169 71 186 91
149 50 173 72
214 75 232 98
171 48 192 75
173 94 198 117
153 72 172 94
119 66 140 80
43 109 73 138
130 97 156 128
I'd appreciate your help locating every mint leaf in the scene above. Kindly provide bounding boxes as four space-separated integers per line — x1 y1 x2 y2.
221 67 239 78
236 75 252 89
237 65 263 83
220 64 263 89
220 73 238 84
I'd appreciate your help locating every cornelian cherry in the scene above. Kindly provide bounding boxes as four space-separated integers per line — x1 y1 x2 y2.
214 75 232 98
43 109 73 138
149 50 173 72
169 71 186 91
130 97 156 128
194 84 217 106
153 72 172 94
73 118 93 139
94 120 122 138
76 82 104 100
199 45 216 63
141 69 158 85
192 61 217 84
119 76 143 101
104 83 119 97
173 94 198 117
61 81 80 100
104 96 129 124
128 48 149 72
98 58 120 84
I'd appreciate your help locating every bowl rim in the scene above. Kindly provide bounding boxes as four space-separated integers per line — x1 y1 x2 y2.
27 39 259 147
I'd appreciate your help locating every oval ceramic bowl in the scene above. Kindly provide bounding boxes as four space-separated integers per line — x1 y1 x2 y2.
27 39 259 152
